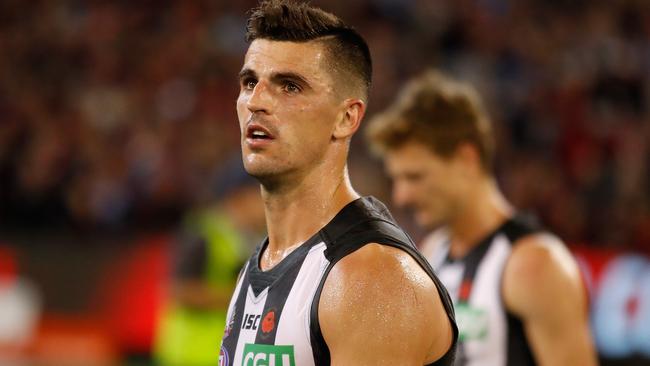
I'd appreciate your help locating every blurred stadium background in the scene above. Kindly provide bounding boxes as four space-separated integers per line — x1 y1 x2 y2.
0 0 648 365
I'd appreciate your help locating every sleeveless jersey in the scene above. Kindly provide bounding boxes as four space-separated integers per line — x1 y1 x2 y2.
219 196 458 366
423 215 539 366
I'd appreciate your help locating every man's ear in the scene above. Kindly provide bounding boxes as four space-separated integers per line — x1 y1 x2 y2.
454 142 483 177
333 98 366 140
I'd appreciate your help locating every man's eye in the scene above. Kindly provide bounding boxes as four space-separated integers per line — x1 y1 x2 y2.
405 173 423 182
283 82 301 93
243 79 257 90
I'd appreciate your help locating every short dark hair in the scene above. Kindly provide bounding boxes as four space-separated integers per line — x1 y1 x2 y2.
246 0 372 99
366 70 495 172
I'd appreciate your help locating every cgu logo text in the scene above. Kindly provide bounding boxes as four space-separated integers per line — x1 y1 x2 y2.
242 344 295 366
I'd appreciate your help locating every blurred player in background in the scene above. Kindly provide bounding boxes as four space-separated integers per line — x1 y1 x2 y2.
219 1 458 365
154 159 264 366
366 70 598 366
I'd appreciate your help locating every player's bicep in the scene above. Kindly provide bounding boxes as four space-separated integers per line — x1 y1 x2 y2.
524 311 596 366
318 244 450 365
503 235 597 366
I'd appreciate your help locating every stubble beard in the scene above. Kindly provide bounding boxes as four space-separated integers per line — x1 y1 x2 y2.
242 153 294 194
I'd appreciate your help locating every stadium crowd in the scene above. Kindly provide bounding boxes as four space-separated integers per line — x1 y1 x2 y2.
0 0 648 253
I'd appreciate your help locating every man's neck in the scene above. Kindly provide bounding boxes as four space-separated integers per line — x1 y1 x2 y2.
447 179 513 259
260 165 359 270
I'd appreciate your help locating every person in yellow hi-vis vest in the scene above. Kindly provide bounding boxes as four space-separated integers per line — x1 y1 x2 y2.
154 160 264 366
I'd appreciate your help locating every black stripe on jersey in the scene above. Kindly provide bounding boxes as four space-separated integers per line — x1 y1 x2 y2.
452 213 540 302
451 214 540 365
309 263 332 366
501 214 540 243
221 267 251 353
253 235 319 344
506 313 536 366
456 238 492 302
248 235 322 297
247 243 276 297
452 224 499 364
309 197 458 366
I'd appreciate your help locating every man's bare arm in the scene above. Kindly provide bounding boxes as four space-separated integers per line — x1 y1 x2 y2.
503 234 598 366
319 243 454 365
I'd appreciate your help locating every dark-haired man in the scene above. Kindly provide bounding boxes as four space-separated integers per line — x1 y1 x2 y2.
366 70 597 365
219 1 457 365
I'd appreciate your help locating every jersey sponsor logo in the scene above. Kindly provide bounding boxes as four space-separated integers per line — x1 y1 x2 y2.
219 345 230 366
456 303 489 341
261 309 276 334
242 313 262 331
242 343 295 366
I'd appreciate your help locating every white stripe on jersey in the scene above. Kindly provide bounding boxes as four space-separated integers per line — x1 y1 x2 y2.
233 286 270 365
427 232 514 366
275 242 329 365
226 242 329 366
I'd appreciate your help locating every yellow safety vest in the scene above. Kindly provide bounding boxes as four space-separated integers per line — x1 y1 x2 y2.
154 210 245 366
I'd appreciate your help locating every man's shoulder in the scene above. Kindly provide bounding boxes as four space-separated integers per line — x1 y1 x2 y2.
329 243 428 282
507 233 571 283
321 196 404 240
321 242 451 331
503 233 584 316
319 243 455 364
319 196 418 261
321 243 440 316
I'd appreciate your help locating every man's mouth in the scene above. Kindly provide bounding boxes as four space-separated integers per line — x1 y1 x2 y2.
250 130 271 139
246 124 274 140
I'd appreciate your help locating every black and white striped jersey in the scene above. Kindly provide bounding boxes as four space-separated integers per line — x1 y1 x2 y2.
422 216 540 366
219 196 458 366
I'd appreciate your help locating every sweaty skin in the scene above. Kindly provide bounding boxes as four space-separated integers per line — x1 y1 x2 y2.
320 244 453 365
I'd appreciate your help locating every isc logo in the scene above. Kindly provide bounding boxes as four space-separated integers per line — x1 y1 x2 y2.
242 344 295 366
242 314 262 330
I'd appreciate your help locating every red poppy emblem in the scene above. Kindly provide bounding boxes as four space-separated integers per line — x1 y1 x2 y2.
459 280 472 300
261 310 275 333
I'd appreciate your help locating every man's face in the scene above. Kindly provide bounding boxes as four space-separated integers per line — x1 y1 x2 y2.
236 39 341 182
384 142 466 230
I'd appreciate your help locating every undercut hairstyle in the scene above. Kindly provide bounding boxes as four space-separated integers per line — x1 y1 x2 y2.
366 70 495 173
246 0 372 100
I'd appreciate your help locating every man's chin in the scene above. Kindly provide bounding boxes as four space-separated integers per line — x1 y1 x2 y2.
244 167 274 181
243 157 275 177
243 165 286 190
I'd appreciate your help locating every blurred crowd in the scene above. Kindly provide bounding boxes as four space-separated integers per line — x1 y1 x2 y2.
1 0 649 252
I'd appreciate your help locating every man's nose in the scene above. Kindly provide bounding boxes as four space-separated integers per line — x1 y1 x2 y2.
247 81 273 114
